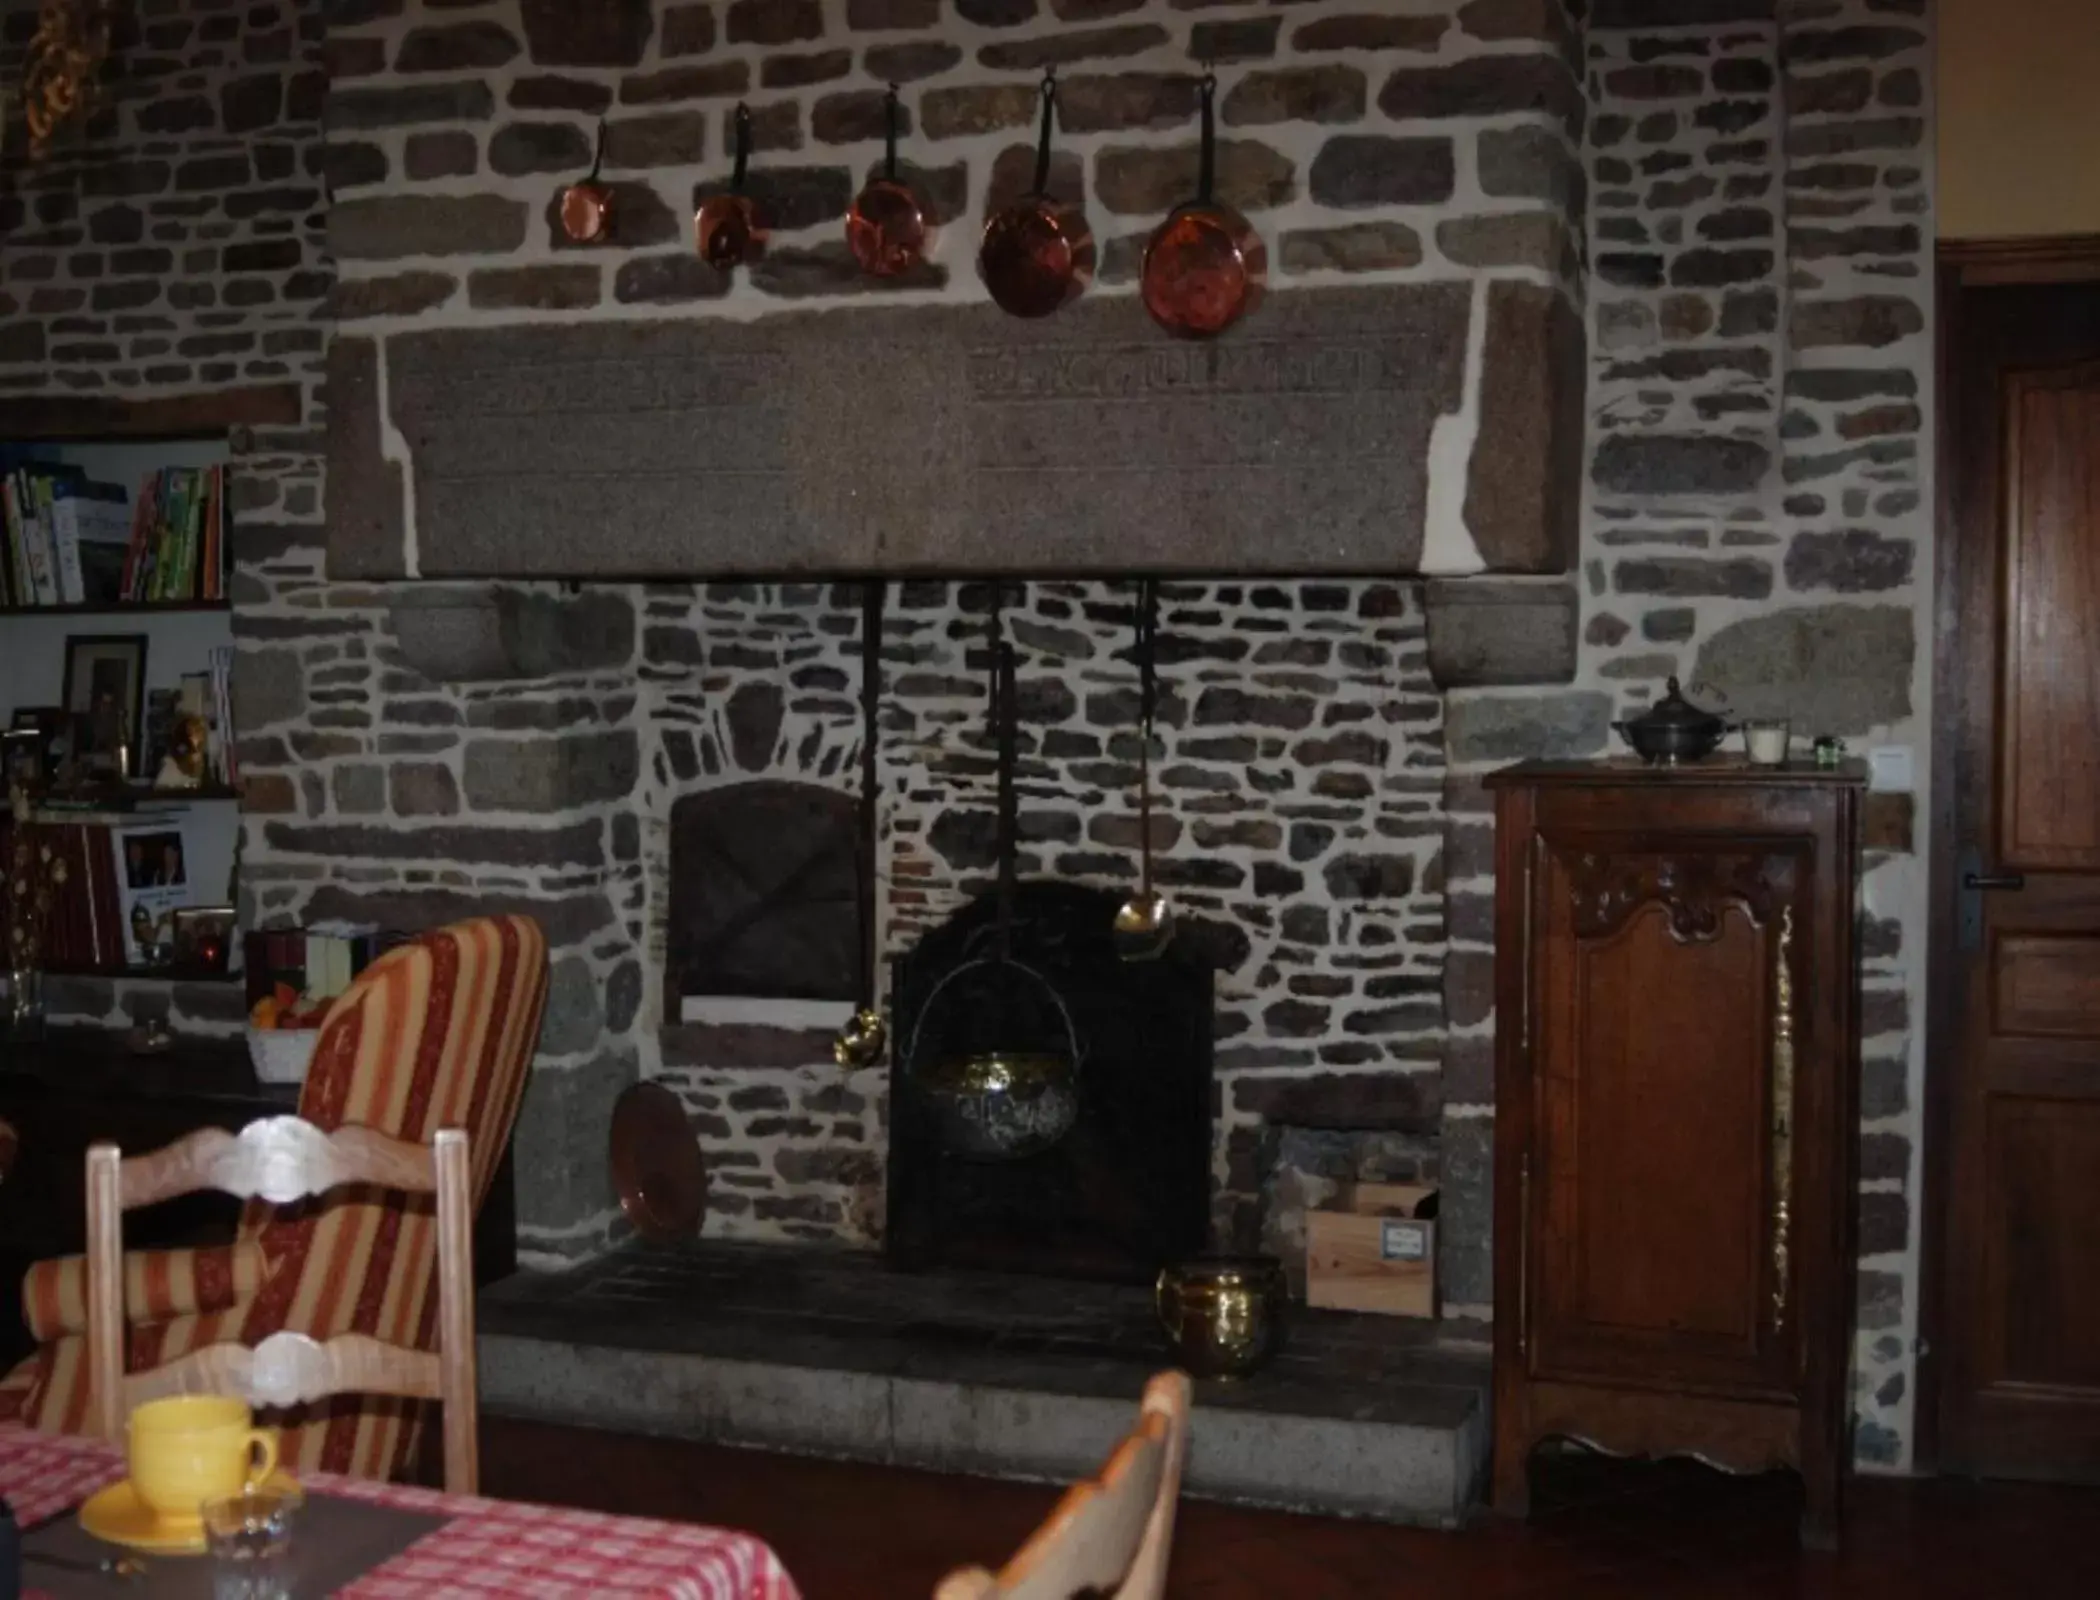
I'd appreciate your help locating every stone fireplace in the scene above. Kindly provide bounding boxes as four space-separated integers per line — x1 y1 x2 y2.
280 0 1597 1309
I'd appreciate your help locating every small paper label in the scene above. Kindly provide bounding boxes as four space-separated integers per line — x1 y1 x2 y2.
1380 1220 1428 1262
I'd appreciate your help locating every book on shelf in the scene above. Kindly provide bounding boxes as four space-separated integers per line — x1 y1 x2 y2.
110 463 226 606
0 462 235 610
244 927 405 1009
0 461 104 609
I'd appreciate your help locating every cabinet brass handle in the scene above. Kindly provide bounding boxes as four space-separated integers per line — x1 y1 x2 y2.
1770 905 1795 1333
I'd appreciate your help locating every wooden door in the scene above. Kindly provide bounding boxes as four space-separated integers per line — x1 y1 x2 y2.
1940 272 2100 1478
1527 837 1803 1401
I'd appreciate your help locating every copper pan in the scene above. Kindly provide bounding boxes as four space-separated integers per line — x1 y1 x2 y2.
696 101 764 269
1140 73 1264 339
609 1081 707 1243
979 72 1092 319
847 85 929 278
558 118 613 244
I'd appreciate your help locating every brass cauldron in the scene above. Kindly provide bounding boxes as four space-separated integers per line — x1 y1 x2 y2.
1155 1254 1287 1380
914 1049 1077 1162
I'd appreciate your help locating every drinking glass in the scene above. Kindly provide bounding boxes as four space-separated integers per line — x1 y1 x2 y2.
202 1485 301 1600
1742 718 1791 766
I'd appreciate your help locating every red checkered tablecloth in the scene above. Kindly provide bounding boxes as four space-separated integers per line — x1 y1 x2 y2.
0 1423 801 1600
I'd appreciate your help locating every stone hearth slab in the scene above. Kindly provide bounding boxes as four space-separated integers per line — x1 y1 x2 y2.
477 1241 1488 1527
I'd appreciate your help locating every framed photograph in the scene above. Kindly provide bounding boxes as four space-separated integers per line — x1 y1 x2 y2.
171 905 236 974
110 820 193 965
60 634 148 779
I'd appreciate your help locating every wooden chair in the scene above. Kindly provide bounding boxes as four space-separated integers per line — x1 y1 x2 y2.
2 915 546 1481
935 1371 1192 1600
85 1117 479 1494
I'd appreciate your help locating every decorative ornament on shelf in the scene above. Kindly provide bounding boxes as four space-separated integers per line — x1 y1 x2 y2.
14 0 115 162
154 713 210 791
4 787 65 1040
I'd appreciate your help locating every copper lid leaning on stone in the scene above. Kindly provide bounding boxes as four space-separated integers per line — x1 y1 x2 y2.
609 1080 707 1243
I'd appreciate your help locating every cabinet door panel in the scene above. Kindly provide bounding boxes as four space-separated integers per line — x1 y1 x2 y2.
1531 842 1797 1399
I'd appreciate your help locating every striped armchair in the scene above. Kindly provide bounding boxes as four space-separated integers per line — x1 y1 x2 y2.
0 915 547 1482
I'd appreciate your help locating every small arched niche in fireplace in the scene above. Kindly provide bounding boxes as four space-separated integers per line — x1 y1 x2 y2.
665 780 863 1015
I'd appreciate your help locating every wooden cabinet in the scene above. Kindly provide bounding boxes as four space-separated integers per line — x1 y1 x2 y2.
1485 762 1864 1545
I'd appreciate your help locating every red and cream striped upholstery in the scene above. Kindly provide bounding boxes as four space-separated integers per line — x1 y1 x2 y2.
0 915 547 1482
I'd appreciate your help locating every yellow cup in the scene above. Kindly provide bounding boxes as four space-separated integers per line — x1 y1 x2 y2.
127 1396 279 1527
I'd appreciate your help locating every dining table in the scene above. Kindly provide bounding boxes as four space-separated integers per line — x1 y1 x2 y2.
0 1422 803 1599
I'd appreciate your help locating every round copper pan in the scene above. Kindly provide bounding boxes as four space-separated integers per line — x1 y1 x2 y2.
609 1081 706 1243
558 118 614 244
696 102 764 269
1140 74 1265 339
979 74 1091 319
848 86 929 278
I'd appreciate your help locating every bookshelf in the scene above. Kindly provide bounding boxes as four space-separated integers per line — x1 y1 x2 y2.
3 433 240 982
0 599 231 618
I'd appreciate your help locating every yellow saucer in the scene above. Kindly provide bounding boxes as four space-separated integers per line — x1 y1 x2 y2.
80 1470 302 1554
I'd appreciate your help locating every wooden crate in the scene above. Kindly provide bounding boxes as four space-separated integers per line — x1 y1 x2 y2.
1305 1182 1436 1318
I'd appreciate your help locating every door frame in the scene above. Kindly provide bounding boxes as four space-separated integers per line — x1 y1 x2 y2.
1922 234 2100 1471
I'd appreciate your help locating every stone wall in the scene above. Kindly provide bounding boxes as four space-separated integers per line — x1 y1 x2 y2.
319 0 1579 315
0 1 328 398
1444 0 1934 1466
2 0 1944 1473
225 574 1445 1264
314 0 1587 585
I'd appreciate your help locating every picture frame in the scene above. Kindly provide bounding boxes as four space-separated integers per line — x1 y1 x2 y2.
110 819 193 966
1 729 42 792
7 706 72 791
60 634 148 780
171 905 236 974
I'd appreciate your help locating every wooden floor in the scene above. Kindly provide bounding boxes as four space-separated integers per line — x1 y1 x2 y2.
480 1416 2100 1598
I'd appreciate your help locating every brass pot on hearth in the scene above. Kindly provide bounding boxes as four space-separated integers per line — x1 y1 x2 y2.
1155 1254 1287 1380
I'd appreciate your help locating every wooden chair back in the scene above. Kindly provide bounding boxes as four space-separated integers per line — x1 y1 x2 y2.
85 1116 478 1493
935 1370 1192 1600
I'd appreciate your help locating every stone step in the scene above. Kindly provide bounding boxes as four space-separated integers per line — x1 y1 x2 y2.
477 1240 1490 1528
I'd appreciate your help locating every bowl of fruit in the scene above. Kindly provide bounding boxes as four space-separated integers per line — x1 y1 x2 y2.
247 984 331 1086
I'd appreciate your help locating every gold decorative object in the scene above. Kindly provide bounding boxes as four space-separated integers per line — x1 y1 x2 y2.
18 1 114 162
156 712 210 789
832 1004 887 1070
1770 904 1795 1332
1154 1255 1287 1380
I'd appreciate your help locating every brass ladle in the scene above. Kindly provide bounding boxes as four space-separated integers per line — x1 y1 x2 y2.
834 580 889 1069
1114 578 1173 962
1112 712 1172 962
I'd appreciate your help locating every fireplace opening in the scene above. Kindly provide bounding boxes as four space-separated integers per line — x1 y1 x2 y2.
886 881 1213 1282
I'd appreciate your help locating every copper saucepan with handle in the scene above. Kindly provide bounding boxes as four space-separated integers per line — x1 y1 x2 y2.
1141 73 1265 339
979 71 1092 319
558 117 613 244
695 101 763 269
847 84 929 278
